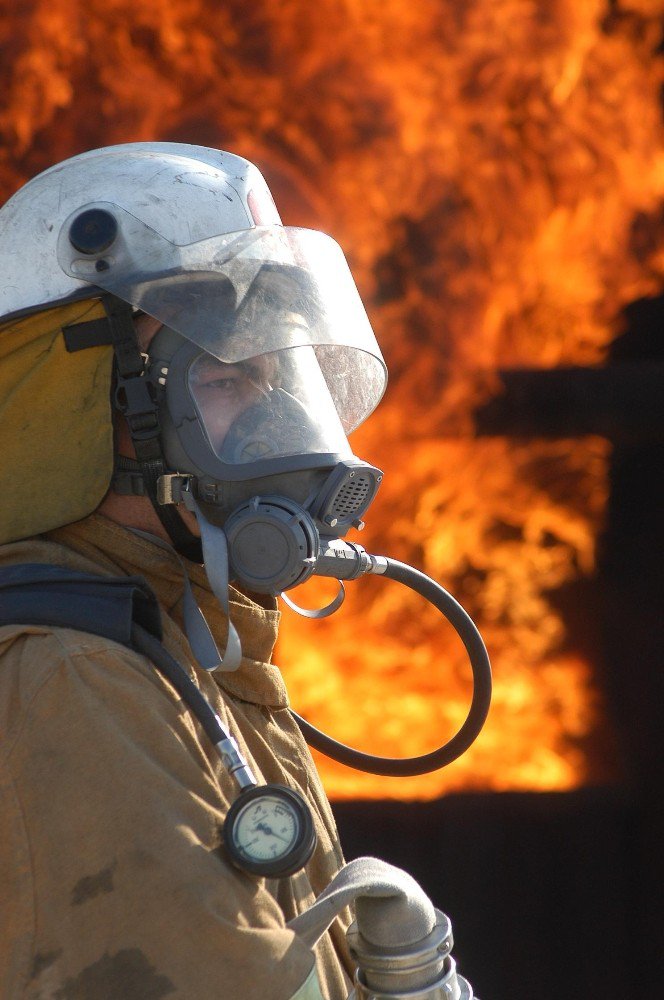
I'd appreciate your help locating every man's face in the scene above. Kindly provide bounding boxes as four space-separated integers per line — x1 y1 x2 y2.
136 313 276 456
187 354 274 453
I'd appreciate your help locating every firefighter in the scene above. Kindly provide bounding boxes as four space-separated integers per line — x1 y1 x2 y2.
0 143 388 999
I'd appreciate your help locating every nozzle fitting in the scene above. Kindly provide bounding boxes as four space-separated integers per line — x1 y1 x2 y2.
347 909 474 999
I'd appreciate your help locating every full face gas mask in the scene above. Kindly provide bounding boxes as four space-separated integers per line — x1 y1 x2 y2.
138 251 385 601
81 220 388 619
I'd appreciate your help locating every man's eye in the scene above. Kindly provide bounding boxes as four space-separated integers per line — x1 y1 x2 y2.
204 377 238 391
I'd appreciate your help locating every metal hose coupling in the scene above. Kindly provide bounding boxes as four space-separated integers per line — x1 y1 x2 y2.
347 908 473 1000
286 857 476 1000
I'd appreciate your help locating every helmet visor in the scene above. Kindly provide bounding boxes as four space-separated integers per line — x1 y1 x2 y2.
58 211 386 433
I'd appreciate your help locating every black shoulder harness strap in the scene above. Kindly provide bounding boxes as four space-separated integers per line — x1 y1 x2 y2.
0 563 162 643
0 564 224 748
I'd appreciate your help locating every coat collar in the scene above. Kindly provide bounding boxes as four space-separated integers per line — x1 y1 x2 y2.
2 514 289 709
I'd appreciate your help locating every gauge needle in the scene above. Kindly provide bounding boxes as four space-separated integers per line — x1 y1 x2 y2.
253 821 290 843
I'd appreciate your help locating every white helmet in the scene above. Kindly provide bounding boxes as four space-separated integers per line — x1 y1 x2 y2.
0 143 278 323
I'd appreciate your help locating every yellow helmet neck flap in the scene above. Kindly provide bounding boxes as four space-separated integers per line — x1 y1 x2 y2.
0 300 114 545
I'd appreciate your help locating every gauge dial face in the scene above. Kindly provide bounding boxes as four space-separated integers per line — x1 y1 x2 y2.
223 784 317 878
233 793 300 862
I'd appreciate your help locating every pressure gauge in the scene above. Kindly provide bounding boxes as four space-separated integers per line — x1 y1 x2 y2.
223 784 317 878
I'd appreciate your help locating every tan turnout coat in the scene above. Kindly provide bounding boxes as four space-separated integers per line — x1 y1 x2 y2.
0 515 353 999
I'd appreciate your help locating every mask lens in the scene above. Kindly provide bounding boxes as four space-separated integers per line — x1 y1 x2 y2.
188 347 352 466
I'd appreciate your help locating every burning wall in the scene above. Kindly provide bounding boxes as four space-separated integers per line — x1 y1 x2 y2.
1 0 663 798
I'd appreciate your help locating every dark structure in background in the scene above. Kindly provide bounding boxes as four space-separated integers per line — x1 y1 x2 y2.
335 789 632 999
335 294 664 1000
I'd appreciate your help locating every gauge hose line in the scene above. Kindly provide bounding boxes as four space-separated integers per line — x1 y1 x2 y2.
130 623 257 789
291 555 492 777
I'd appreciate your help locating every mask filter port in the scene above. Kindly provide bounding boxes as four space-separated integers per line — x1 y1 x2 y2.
225 496 320 594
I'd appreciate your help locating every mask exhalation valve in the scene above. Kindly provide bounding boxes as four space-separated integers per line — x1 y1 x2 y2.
308 460 383 532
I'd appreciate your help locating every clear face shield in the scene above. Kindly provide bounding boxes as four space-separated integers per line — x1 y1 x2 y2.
58 213 387 454
59 213 387 513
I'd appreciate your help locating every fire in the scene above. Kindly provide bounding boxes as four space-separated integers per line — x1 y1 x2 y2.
1 1 663 798
279 433 611 798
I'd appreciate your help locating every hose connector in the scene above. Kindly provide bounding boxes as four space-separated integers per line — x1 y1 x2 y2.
315 539 374 579
287 858 477 999
347 909 474 999
215 734 256 789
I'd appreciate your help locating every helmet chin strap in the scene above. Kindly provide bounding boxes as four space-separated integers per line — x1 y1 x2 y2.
102 295 203 564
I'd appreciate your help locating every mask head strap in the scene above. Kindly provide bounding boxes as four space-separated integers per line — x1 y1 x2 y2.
100 295 203 563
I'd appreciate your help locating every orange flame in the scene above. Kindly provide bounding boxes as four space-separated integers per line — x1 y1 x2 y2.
1 1 663 798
